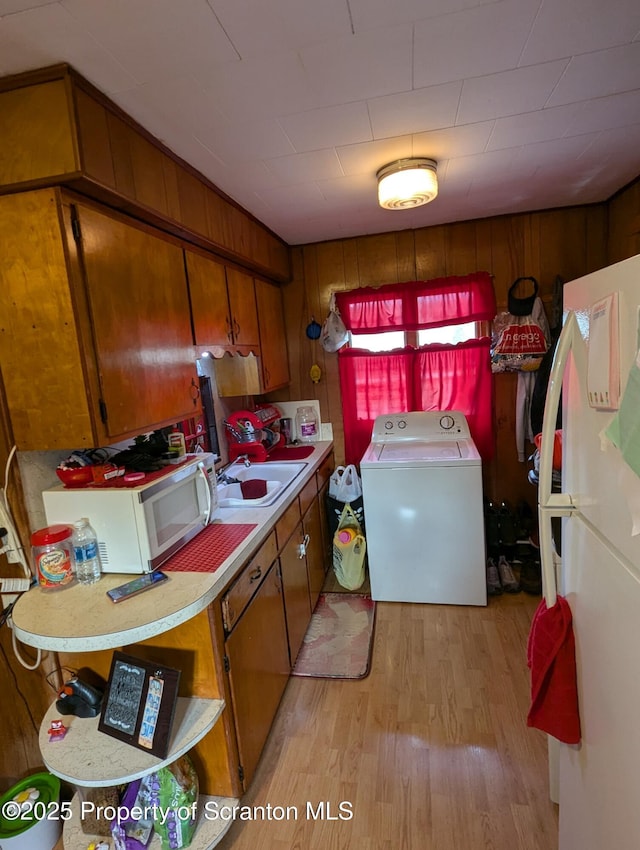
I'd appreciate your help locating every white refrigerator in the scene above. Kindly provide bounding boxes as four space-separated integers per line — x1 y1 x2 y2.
538 253 640 850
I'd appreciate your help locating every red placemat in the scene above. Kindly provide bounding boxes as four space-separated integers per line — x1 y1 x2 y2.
267 445 315 461
162 523 257 573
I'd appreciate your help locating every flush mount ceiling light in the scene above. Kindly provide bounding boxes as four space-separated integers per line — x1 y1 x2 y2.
376 158 438 210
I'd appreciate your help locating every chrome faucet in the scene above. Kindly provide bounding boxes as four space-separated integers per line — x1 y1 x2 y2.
237 454 252 467
217 468 241 485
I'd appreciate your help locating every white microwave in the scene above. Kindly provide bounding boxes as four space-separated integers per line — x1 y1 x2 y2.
42 453 219 574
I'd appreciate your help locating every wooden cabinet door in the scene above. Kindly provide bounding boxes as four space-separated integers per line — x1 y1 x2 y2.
255 279 289 391
224 562 290 787
226 267 259 349
303 496 326 611
74 203 199 437
279 526 312 665
185 249 232 347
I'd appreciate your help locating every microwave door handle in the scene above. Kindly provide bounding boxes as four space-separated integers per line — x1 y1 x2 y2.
198 461 213 525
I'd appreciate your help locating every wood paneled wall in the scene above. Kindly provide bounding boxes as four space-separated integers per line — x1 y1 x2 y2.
274 204 610 511
607 177 640 264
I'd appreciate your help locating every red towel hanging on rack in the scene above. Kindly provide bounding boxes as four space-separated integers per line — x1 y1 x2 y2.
527 596 581 745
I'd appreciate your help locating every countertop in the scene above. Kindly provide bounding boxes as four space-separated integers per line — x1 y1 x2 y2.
11 442 333 652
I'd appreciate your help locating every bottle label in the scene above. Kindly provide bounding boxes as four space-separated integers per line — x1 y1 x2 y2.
300 422 317 436
37 549 73 587
74 541 98 562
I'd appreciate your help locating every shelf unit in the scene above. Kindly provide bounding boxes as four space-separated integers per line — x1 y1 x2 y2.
40 697 224 786
63 793 239 850
41 697 238 850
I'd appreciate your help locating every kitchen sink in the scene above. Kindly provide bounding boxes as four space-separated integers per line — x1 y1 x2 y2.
217 461 308 508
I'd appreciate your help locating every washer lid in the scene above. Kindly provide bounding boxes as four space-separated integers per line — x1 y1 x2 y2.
378 440 461 462
361 438 480 467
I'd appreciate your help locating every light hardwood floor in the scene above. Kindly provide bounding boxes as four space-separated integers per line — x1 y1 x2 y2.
217 591 558 850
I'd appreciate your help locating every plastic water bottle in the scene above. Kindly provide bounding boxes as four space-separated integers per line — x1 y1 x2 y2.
296 406 319 443
72 518 102 585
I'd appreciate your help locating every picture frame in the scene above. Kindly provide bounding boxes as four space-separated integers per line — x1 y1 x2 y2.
98 651 180 759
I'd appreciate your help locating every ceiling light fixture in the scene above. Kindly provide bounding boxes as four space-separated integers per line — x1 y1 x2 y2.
376 158 438 210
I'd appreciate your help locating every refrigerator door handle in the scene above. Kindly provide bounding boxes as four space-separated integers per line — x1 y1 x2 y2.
538 311 579 608
539 310 577 510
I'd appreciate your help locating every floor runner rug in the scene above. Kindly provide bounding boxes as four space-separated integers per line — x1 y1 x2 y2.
292 593 376 680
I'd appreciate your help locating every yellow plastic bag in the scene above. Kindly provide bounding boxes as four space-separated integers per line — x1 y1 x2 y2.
332 503 366 591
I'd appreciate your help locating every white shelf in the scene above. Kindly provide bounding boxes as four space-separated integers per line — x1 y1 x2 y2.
63 792 239 850
39 697 224 787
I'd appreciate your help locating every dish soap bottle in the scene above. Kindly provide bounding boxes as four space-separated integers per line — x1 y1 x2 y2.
296 406 319 443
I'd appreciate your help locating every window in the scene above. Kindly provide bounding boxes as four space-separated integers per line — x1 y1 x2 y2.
335 273 496 465
351 321 478 351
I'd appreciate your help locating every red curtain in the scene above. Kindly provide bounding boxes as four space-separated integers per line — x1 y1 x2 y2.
339 340 493 465
335 271 495 332
336 272 496 466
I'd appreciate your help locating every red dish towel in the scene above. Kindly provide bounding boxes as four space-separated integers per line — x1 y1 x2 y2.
240 479 268 499
527 596 581 744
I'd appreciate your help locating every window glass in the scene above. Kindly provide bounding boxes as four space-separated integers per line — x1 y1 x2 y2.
418 322 476 346
350 330 405 351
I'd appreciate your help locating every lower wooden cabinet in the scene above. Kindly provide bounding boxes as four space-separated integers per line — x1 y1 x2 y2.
224 560 290 787
303 496 326 611
279 526 313 666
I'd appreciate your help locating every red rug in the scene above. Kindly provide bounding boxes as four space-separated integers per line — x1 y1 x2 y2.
292 593 376 680
162 523 257 573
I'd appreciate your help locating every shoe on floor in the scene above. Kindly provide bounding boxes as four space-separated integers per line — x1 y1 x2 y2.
497 555 520 593
486 557 502 596
520 560 542 595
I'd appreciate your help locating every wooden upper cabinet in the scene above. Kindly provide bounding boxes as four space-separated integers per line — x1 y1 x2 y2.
0 65 291 282
255 279 290 391
0 187 199 450
186 250 232 348
75 204 198 438
226 268 259 350
0 78 79 187
186 251 259 353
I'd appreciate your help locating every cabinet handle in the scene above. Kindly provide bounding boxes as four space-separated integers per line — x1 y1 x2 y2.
249 566 262 583
233 318 241 339
226 316 233 342
298 534 310 559
190 377 200 405
264 366 270 386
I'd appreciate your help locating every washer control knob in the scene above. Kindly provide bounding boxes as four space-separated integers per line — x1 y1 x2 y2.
398 419 407 429
385 420 394 430
440 415 455 430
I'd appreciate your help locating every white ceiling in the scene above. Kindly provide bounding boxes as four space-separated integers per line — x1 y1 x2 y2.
1 0 639 246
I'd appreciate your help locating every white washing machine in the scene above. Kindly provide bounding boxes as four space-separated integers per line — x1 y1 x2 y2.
360 411 487 606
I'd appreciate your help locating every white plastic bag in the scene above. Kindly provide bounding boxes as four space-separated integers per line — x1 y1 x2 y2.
329 464 362 501
332 504 366 591
320 294 349 353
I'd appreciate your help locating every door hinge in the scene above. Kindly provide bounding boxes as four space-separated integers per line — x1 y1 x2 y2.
223 655 230 673
238 764 245 783
71 215 81 242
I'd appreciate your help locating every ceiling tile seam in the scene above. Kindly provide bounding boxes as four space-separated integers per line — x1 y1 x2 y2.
515 0 545 69
482 120 499 155
410 23 415 93
540 55 576 109
205 0 242 61
345 0 355 36
191 133 229 169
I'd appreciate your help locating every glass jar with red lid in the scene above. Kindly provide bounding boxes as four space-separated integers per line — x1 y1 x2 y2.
31 525 75 589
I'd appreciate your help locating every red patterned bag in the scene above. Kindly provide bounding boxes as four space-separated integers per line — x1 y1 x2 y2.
491 277 549 372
